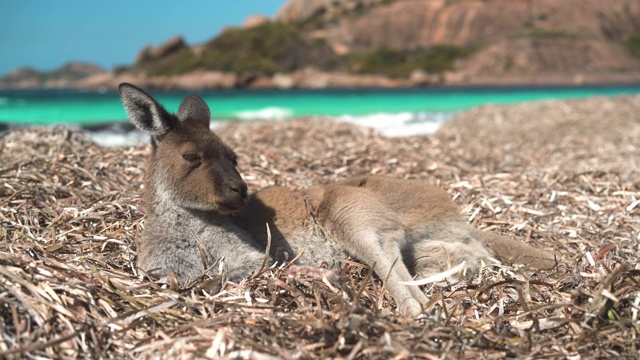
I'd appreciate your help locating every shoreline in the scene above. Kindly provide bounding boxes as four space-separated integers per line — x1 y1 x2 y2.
5 81 640 92
4 85 640 138
3 91 640 149
5 71 640 91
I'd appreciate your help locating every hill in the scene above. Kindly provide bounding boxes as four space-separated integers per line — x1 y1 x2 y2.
0 62 105 89
277 0 640 85
3 0 640 89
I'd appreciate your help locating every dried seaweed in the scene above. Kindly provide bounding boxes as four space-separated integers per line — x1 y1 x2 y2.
1 95 639 359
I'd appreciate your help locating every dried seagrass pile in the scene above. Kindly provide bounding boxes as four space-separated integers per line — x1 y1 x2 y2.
1 94 639 359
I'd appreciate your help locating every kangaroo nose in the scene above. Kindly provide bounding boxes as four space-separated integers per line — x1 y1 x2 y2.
229 181 248 199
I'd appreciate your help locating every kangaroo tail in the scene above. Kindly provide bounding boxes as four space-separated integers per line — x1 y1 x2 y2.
477 230 558 270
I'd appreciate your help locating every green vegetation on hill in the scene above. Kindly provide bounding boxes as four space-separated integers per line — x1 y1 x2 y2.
510 28 581 40
200 22 336 75
297 0 396 30
142 48 199 76
134 22 472 78
624 33 640 59
346 46 472 78
26 68 82 82
140 23 338 76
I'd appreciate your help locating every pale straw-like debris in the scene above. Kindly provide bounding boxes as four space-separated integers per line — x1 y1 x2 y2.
1 94 639 358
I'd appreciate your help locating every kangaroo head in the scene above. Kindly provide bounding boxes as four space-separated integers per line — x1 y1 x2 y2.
119 83 248 213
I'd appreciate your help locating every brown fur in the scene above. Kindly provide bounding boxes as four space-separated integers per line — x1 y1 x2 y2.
120 83 558 317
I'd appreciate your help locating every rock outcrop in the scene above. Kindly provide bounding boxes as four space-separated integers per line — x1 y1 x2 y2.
277 0 640 84
135 36 187 64
278 0 640 48
243 15 270 28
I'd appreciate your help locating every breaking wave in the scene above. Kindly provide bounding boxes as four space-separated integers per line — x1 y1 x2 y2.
338 111 455 137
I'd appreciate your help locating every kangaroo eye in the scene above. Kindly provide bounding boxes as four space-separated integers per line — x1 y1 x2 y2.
182 153 200 162
228 152 238 166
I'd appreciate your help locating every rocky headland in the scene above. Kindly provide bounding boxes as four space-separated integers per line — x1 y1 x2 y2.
4 0 640 90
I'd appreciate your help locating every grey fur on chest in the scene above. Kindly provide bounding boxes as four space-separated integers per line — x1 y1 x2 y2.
140 204 266 283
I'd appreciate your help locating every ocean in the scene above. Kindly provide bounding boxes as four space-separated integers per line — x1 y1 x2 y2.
2 85 640 146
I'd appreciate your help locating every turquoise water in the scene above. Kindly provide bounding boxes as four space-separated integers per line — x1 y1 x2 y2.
2 85 640 128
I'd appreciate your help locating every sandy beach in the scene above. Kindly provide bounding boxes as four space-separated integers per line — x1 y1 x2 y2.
1 95 639 358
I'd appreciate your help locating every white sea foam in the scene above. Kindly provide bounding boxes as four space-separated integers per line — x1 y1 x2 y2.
339 111 455 137
236 107 293 120
88 130 149 147
86 111 455 147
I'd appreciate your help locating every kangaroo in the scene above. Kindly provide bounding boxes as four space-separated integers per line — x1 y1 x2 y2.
119 83 557 317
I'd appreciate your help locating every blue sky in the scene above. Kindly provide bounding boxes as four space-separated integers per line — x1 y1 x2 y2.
0 0 287 75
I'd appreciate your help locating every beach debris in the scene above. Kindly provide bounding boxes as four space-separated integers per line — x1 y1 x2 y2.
1 95 639 358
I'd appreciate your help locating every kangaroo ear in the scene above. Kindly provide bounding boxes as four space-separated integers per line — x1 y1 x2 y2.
119 83 173 137
177 94 210 128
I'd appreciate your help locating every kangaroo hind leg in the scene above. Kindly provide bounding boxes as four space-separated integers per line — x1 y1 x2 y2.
316 185 428 317
402 223 492 280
